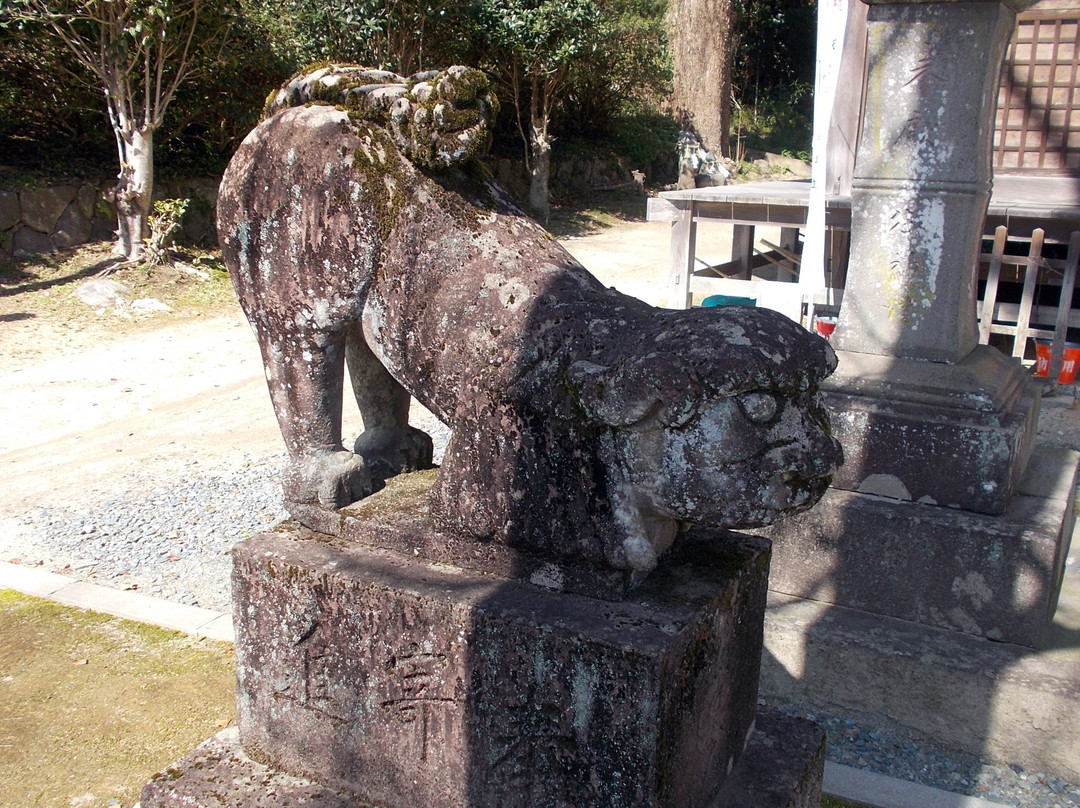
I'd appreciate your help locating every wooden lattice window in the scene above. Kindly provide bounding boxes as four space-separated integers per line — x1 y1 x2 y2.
995 9 1080 174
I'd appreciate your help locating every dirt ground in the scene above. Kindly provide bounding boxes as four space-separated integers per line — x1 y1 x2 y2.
0 249 280 519
2 218 1080 536
0 216 692 522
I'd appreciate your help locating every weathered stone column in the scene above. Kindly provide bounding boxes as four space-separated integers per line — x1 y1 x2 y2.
816 0 1045 518
833 0 1025 362
754 0 1077 650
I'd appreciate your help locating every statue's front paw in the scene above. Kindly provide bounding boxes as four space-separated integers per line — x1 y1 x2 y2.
354 426 435 486
282 450 372 511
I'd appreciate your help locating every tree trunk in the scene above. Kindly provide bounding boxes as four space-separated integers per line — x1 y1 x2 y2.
528 131 552 223
527 75 552 223
668 0 733 158
112 126 154 260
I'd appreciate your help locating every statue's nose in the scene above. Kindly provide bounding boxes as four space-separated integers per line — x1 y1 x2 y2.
806 416 844 476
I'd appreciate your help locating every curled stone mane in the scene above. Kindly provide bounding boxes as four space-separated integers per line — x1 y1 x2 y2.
263 64 498 170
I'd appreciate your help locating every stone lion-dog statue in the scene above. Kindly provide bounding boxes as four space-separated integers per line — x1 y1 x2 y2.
217 65 842 574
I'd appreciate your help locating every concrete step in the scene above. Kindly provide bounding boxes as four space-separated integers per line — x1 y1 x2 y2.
761 546 1080 783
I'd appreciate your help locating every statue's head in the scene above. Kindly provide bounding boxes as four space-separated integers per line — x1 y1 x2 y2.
264 64 497 169
572 305 843 570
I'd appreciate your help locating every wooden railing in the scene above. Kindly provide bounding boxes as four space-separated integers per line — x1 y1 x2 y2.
977 224 1080 383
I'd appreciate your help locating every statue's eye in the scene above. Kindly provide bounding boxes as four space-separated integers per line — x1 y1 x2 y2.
738 392 779 424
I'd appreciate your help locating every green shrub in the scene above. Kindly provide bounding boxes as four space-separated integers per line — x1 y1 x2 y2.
731 81 812 161
607 109 679 173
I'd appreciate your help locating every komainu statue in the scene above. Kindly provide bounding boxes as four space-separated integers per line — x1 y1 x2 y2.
217 65 842 574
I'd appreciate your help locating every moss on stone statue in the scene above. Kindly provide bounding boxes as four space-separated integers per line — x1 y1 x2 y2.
263 63 498 175
438 67 491 107
344 468 440 522
345 122 413 243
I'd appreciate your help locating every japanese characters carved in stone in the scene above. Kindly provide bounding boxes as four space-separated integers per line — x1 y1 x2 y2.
217 65 842 574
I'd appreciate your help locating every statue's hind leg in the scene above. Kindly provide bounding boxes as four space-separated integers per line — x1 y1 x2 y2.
256 327 371 518
345 326 434 486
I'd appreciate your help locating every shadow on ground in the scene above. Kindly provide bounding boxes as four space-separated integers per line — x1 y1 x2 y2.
545 188 650 239
0 257 119 297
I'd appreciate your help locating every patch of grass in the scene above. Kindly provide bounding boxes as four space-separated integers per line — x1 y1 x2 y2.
0 590 236 808
0 242 238 332
546 188 648 239
731 83 813 163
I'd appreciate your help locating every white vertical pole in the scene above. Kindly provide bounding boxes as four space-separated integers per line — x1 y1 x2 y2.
802 0 849 313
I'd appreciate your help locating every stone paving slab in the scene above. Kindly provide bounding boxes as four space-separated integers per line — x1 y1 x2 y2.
823 763 1004 808
0 560 233 642
0 561 75 597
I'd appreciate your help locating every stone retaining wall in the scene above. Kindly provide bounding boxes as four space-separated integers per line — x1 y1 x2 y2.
490 151 644 201
0 153 643 260
0 183 113 259
0 177 220 260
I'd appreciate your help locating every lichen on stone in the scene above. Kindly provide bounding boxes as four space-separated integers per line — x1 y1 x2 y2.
343 121 413 243
264 63 498 173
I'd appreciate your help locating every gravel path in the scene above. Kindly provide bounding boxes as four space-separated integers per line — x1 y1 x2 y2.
1 403 452 613
6 453 289 612
789 708 1080 808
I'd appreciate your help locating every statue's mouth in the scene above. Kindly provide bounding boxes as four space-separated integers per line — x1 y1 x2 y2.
766 469 833 511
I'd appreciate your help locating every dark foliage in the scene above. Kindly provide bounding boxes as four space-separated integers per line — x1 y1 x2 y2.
0 31 114 174
0 0 814 182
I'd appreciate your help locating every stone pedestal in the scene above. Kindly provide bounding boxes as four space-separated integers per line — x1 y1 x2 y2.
230 526 768 808
142 711 827 808
762 0 1070 652
760 581 1080 785
823 347 1040 515
141 475 827 808
821 0 1045 519
755 445 1077 648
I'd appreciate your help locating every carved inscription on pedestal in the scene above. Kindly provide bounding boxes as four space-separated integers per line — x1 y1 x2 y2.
382 643 459 763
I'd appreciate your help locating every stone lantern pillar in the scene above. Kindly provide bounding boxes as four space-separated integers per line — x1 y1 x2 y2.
833 0 1022 363
758 0 1075 649
822 0 1043 518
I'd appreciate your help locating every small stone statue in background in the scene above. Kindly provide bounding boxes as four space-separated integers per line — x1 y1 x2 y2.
217 64 842 575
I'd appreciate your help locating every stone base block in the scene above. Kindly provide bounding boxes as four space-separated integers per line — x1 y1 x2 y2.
291 469 641 601
715 711 826 808
752 445 1077 647
229 524 770 808
822 347 1040 515
141 711 825 808
761 588 1080 784
142 727 362 807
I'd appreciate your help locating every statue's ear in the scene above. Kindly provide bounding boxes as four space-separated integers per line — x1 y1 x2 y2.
570 356 700 428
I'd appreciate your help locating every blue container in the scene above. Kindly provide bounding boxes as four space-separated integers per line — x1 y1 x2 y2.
702 295 757 308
